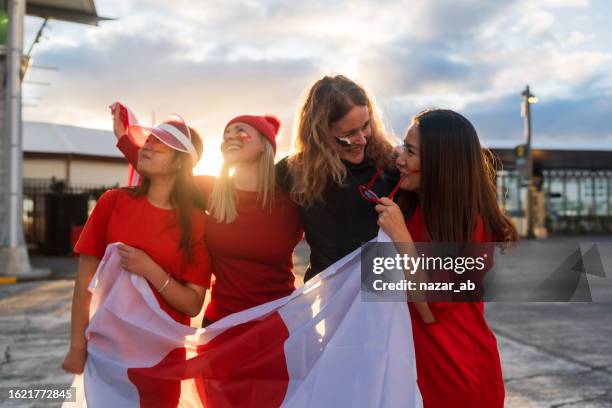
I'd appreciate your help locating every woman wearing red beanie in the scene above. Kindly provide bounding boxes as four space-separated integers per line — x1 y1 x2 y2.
203 114 303 324
115 113 303 326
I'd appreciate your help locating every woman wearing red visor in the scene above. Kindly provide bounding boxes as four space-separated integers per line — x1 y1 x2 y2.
62 109 212 405
376 109 518 408
115 113 303 326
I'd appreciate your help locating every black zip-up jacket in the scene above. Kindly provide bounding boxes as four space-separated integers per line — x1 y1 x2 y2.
276 157 399 282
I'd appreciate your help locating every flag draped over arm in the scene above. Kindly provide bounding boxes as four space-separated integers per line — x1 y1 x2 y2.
64 230 423 408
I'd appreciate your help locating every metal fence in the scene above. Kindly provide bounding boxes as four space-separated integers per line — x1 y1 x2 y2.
23 178 118 254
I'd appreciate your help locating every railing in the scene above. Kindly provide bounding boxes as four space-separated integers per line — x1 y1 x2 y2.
23 178 119 254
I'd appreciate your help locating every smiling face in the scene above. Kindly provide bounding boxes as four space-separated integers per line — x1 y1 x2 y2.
221 122 265 165
137 135 178 177
396 123 421 192
330 105 371 164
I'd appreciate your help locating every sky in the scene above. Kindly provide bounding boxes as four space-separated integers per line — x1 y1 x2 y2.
22 0 612 175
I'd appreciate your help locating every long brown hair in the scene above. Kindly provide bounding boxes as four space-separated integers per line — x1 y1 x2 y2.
125 126 205 261
398 109 518 244
288 75 393 207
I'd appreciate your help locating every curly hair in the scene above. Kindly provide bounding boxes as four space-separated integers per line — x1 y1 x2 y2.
288 75 394 207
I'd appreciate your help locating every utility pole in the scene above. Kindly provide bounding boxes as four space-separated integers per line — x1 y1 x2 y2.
1 0 108 278
521 85 537 239
0 0 42 278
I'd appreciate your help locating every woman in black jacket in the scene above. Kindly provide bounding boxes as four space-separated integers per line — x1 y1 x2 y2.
277 74 399 282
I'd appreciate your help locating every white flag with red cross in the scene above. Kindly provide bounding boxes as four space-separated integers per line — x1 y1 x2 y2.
65 231 422 408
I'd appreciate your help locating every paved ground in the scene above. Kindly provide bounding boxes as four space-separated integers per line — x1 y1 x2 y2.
488 303 612 407
1 238 611 407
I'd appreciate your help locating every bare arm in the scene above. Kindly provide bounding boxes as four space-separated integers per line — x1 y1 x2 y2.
387 228 436 324
118 244 206 317
376 198 436 324
62 255 99 374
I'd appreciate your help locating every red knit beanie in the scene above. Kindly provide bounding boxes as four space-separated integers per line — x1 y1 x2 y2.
225 114 281 152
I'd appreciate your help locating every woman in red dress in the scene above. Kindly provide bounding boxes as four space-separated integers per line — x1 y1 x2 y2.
376 109 518 408
62 113 212 406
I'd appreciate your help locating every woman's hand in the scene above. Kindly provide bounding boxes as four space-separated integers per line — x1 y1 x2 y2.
117 243 208 317
118 244 157 280
62 345 87 374
375 197 412 242
111 105 127 140
413 302 436 324
375 199 435 324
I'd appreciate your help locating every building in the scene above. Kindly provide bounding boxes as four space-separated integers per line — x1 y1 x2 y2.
22 121 127 254
495 147 612 235
23 121 126 186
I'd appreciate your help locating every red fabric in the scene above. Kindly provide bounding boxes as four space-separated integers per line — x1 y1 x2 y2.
117 135 304 323
204 187 303 322
128 312 290 408
226 114 281 152
74 189 212 325
405 205 505 408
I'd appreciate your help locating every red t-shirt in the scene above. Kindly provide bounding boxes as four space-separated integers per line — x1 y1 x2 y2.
406 205 505 408
202 179 303 322
74 188 212 325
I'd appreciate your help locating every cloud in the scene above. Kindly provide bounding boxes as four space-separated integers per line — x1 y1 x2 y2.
24 14 321 153
462 87 612 149
565 30 594 46
22 0 612 156
541 0 589 7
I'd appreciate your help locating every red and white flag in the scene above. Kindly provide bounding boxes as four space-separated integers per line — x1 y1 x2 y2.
65 231 422 407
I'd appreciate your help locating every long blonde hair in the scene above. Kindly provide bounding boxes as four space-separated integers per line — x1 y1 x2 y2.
209 134 276 223
288 75 393 207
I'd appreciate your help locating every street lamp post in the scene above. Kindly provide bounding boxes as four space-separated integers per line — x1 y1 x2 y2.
521 85 537 239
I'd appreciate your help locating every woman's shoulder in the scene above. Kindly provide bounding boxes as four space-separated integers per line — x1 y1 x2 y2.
97 187 130 206
275 156 292 191
187 208 207 236
273 188 298 208
275 156 290 176
86 188 136 220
